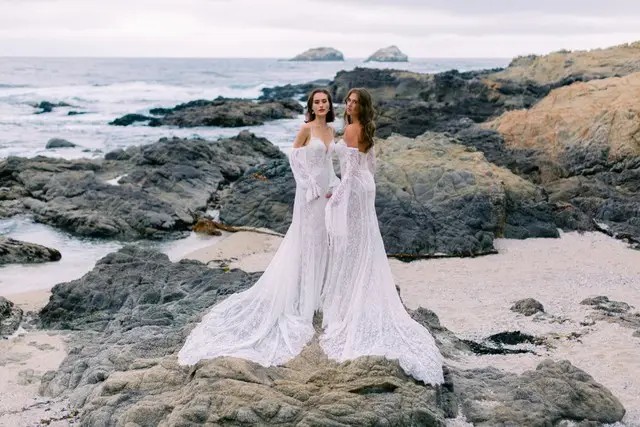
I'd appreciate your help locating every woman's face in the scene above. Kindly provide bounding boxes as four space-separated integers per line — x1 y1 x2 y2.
313 92 330 118
345 92 360 118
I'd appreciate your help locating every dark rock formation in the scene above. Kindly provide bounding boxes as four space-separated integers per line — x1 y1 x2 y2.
0 296 23 337
259 79 332 101
0 236 61 265
511 298 545 316
0 131 284 240
581 296 640 331
33 101 71 114
109 113 155 126
111 98 303 128
45 138 77 149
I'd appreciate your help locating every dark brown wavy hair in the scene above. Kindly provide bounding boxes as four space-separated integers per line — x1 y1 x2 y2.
305 88 335 123
344 87 376 152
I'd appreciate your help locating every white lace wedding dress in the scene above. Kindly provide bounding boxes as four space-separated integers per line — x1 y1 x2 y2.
178 136 337 367
321 140 444 384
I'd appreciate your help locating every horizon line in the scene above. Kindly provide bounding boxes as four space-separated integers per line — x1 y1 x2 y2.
0 55 512 60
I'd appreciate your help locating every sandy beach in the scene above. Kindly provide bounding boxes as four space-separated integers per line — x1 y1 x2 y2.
0 289 71 427
2 229 639 425
185 230 640 425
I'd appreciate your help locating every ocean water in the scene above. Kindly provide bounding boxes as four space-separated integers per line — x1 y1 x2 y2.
0 57 509 158
0 57 509 293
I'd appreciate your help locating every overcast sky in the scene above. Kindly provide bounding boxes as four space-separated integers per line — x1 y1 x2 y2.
1 0 639 58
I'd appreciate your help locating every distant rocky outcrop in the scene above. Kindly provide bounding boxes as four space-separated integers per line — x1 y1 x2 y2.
0 132 284 240
45 138 77 149
110 98 303 128
37 246 625 425
290 47 344 61
484 72 640 246
220 132 558 258
365 45 408 62
0 236 61 265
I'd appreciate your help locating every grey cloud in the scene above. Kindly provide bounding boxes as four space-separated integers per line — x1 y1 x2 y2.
318 0 640 17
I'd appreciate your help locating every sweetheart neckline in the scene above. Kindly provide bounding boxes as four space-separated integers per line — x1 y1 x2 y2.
308 137 334 153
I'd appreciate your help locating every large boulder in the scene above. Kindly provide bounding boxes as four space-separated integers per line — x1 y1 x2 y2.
365 45 409 62
0 132 284 240
373 133 557 257
451 360 625 425
220 132 558 257
0 236 61 265
484 72 640 245
290 47 344 61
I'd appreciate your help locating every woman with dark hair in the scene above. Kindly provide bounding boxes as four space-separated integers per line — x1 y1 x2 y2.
178 88 338 367
321 88 444 385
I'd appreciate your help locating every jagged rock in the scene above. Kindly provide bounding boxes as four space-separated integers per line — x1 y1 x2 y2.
365 45 409 62
0 236 61 265
581 296 631 314
220 132 558 258
109 113 154 126
581 296 640 331
488 41 640 87
0 132 284 240
0 297 23 337
290 47 344 61
45 138 76 149
511 298 545 316
111 98 303 128
219 158 295 235
484 72 640 246
329 67 539 139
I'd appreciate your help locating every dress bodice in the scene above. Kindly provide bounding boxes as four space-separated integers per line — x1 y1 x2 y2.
302 137 335 173
334 139 375 179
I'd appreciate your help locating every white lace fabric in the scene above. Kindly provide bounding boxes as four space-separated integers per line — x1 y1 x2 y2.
178 137 335 367
179 137 444 385
321 140 444 385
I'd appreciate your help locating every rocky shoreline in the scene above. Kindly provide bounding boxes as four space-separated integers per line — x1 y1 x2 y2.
0 242 626 425
2 41 640 425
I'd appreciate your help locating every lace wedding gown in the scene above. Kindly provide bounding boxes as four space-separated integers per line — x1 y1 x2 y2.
321 140 444 384
178 136 337 366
